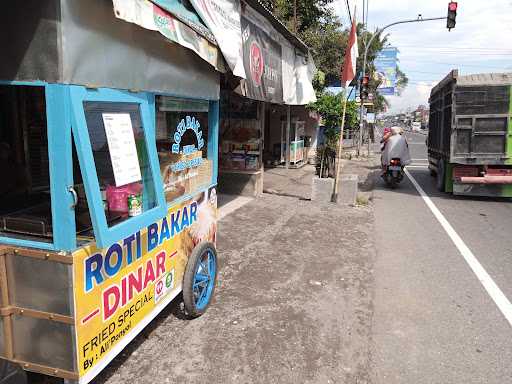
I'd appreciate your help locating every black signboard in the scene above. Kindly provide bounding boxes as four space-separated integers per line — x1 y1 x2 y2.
241 16 283 103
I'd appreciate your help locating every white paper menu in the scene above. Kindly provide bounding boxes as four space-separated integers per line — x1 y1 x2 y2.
102 113 142 187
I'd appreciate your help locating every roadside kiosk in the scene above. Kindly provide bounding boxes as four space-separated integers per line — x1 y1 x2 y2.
0 1 220 382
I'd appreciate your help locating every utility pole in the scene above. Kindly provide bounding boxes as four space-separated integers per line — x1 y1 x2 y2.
358 15 445 157
293 0 297 33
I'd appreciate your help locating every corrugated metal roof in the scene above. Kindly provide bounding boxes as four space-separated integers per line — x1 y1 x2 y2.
457 72 512 86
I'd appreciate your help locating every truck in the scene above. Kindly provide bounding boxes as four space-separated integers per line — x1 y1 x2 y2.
427 70 512 197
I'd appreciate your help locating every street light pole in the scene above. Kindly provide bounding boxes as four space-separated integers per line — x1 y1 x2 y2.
358 15 445 157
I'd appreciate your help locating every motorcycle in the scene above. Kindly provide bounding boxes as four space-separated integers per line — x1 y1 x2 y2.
382 157 404 188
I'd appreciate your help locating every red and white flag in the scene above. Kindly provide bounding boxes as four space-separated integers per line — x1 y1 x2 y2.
341 12 358 88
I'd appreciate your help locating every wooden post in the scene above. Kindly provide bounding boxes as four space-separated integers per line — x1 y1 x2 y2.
0 249 14 359
332 91 349 202
285 105 291 169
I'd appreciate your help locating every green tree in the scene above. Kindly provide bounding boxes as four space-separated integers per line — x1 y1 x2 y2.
308 91 358 176
302 11 347 87
260 0 344 88
260 0 334 33
395 66 409 96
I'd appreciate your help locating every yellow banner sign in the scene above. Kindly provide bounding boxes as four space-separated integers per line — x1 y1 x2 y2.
73 188 217 382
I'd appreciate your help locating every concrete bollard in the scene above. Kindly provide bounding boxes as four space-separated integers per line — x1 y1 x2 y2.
311 177 335 202
338 174 358 205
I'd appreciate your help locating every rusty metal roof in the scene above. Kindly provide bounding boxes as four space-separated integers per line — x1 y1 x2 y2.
457 72 512 86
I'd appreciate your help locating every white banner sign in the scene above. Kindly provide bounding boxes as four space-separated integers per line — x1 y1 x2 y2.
189 0 246 79
112 0 221 71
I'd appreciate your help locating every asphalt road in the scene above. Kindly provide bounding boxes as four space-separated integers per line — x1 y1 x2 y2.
371 131 512 383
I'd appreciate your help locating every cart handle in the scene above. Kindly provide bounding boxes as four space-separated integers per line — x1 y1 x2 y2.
68 186 78 209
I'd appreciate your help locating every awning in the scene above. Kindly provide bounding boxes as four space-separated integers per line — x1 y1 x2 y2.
188 0 247 79
112 0 224 72
282 44 317 105
149 0 216 43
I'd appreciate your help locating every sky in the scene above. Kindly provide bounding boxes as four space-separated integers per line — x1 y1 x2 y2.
332 0 512 113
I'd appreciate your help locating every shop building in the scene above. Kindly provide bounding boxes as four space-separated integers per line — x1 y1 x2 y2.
216 1 318 197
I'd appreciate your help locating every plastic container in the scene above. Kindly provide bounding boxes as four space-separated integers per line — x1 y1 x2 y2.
106 182 143 215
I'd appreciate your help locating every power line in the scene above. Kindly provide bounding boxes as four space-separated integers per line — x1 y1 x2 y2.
397 44 512 51
400 48 512 53
405 69 451 75
398 59 511 69
401 52 512 56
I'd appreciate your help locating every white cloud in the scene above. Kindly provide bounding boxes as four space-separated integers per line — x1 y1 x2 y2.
386 81 435 113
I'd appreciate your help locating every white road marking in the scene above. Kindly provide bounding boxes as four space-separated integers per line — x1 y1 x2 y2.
411 158 428 162
406 165 429 168
404 168 512 327
218 196 253 220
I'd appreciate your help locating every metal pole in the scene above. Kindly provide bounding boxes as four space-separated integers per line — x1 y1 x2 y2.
358 16 446 157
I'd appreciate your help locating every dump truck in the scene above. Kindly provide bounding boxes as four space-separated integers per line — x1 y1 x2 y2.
427 70 512 197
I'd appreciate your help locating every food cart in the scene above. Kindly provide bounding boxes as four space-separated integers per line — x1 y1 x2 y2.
0 1 220 383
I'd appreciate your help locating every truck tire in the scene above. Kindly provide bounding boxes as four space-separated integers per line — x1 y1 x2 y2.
0 359 26 384
436 159 445 192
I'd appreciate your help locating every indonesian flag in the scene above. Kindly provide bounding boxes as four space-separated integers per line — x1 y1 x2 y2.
341 13 358 88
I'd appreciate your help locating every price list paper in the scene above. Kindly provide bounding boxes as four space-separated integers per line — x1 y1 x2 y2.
102 113 142 187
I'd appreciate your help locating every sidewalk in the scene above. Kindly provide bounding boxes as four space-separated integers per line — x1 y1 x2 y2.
96 157 379 384
263 164 315 200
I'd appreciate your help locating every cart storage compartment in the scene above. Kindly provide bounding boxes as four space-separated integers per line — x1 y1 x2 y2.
0 247 77 378
0 85 53 241
6 253 73 316
12 315 75 372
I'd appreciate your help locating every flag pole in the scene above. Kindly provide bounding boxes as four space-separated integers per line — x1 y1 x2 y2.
331 89 349 203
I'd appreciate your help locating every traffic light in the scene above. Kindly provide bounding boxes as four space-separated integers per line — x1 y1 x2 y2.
447 1 457 31
361 75 370 100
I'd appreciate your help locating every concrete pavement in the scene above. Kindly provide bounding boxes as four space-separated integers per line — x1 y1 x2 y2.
95 166 378 384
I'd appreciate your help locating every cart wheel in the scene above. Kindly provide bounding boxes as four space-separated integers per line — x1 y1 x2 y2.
183 242 218 318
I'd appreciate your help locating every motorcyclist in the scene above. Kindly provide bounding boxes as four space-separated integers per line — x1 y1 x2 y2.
380 127 392 151
381 126 411 173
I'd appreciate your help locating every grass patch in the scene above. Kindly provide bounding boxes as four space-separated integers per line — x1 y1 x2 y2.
356 193 370 206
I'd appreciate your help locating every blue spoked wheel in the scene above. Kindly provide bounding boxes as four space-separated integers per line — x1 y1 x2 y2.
183 242 218 317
